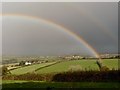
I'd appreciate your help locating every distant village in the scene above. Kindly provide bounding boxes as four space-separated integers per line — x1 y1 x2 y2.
2 54 119 65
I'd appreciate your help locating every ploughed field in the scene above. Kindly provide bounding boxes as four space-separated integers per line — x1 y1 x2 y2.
10 59 118 75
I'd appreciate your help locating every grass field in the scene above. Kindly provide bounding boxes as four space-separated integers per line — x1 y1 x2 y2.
36 59 118 74
2 59 119 89
10 61 57 75
10 59 118 75
2 80 119 88
102 59 118 69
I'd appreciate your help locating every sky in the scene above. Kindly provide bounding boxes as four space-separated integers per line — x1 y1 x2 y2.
1 2 118 56
1 0 119 2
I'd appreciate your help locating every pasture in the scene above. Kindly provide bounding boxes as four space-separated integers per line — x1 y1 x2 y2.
10 59 118 75
36 59 118 74
2 59 119 89
10 61 57 75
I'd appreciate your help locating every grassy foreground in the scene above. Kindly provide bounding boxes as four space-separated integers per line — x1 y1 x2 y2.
2 80 119 88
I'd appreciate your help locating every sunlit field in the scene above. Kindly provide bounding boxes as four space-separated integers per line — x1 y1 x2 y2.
10 59 118 75
10 61 57 75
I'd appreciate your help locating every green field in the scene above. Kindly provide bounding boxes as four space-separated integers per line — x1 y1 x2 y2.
10 59 118 75
36 60 98 74
36 59 118 74
102 59 118 69
2 59 119 89
2 80 119 88
10 62 57 75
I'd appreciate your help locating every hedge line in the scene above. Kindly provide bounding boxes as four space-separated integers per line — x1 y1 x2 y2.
2 70 120 82
52 70 120 82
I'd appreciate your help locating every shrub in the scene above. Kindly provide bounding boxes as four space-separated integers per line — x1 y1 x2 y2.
2 73 54 81
2 70 120 82
2 66 11 75
19 61 25 66
100 66 109 71
96 61 102 69
52 70 120 82
96 60 110 71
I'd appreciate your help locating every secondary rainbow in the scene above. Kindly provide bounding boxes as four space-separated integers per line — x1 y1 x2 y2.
66 4 117 42
1 13 101 60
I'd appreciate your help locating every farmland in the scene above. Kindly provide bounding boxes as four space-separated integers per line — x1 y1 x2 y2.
10 61 58 75
10 59 118 75
1 59 119 89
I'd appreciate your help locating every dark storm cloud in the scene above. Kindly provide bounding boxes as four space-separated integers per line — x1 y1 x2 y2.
2 2 118 56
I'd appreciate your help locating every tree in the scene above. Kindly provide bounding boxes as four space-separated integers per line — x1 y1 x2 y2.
19 61 25 66
2 66 10 75
96 60 109 71
96 60 102 69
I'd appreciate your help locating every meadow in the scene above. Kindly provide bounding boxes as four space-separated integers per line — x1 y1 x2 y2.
10 61 57 75
10 59 118 75
2 59 119 89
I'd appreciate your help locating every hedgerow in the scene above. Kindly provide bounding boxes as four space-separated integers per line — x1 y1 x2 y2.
2 70 120 82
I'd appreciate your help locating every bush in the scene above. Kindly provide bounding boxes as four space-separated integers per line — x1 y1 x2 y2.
2 66 11 75
100 66 109 71
19 61 25 66
96 61 102 69
2 73 54 81
2 70 120 82
96 61 110 71
52 70 120 82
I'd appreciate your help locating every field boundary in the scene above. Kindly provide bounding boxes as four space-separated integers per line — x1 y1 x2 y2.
35 61 61 72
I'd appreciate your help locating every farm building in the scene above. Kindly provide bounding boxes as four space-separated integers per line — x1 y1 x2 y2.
25 62 32 65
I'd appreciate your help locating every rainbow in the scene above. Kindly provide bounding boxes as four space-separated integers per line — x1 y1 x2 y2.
66 4 117 42
1 13 101 60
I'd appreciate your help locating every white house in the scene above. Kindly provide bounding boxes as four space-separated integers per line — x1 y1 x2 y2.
25 62 31 65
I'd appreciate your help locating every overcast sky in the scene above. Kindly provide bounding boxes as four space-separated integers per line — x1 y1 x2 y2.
2 2 118 56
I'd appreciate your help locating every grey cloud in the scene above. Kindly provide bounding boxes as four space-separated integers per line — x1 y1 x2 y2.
2 2 118 56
